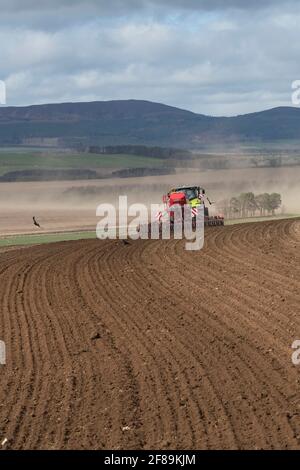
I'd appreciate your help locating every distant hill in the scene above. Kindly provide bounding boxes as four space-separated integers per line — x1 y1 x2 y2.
0 100 300 148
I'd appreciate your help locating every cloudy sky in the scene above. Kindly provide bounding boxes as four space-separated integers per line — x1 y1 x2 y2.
0 0 299 115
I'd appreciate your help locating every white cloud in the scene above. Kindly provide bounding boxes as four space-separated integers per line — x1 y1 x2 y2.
0 1 299 114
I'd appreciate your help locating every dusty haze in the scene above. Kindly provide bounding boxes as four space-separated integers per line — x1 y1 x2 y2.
0 166 299 235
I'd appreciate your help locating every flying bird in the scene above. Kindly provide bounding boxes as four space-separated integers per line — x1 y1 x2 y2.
33 217 41 228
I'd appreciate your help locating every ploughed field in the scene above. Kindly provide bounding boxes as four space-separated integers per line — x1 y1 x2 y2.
0 218 300 449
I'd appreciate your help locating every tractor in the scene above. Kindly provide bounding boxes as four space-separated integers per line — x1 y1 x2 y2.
161 185 224 227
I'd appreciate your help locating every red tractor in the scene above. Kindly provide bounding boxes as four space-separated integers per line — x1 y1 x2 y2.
161 185 224 227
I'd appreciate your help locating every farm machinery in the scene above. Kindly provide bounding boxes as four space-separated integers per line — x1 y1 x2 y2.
159 185 224 227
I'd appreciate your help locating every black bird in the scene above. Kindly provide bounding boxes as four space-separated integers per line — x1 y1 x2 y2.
33 216 41 228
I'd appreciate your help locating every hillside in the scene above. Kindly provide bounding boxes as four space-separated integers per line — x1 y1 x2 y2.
0 100 300 148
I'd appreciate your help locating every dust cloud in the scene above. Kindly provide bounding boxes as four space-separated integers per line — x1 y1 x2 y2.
0 166 299 235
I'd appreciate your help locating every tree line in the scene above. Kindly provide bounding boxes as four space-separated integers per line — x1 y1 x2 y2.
217 192 282 219
87 145 191 159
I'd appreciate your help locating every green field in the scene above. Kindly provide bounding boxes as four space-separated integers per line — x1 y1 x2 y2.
0 231 96 248
0 150 165 176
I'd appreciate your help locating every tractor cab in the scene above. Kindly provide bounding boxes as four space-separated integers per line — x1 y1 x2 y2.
165 186 204 208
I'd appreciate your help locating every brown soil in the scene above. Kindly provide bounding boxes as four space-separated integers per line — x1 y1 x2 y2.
0 218 300 450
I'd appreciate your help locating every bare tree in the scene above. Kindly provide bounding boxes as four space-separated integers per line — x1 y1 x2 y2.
269 193 282 215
